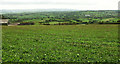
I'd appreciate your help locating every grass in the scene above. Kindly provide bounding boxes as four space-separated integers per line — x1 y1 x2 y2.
0 29 1 63
22 19 42 22
0 50 1 63
101 18 118 22
2 24 119 62
49 22 65 24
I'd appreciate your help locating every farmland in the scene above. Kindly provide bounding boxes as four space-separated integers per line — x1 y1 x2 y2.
2 24 119 62
1 10 120 63
1 10 120 25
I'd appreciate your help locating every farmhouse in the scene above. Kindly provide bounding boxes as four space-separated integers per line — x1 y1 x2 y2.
85 15 90 17
0 19 9 25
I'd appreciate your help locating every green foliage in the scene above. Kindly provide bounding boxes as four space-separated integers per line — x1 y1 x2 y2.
2 25 119 62
70 20 77 23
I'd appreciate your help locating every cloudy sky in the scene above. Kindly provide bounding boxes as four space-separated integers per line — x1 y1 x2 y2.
0 0 119 10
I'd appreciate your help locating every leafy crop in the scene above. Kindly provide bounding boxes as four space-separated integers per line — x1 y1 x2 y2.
2 25 119 62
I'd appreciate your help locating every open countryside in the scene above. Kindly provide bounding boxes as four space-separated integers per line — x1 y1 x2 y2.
1 10 120 62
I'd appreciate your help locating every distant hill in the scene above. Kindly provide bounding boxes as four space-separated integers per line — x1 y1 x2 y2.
0 9 78 14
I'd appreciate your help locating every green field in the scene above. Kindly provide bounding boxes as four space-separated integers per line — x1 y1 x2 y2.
2 10 119 24
2 24 119 62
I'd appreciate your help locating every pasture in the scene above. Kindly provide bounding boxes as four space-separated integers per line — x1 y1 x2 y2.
2 24 119 62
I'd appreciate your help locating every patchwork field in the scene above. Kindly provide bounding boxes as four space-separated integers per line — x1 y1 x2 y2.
2 24 119 62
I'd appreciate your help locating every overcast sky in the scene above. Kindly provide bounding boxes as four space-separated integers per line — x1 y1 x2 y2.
0 0 119 10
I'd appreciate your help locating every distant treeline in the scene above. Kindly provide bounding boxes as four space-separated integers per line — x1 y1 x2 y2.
1 10 120 25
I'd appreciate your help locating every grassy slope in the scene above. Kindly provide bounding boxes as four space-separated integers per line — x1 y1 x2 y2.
2 25 119 62
21 18 119 23
0 50 1 63
0 28 1 63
